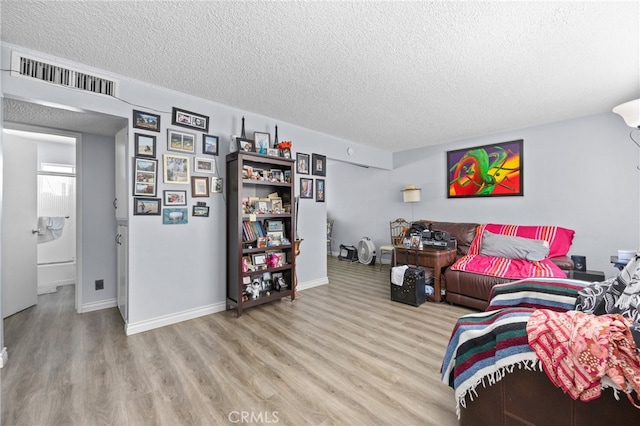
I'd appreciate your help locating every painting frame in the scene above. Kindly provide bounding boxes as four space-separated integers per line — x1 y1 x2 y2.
133 158 157 196
167 128 196 154
192 205 210 217
316 178 325 202
300 177 314 199
133 109 161 132
312 153 326 176
171 107 209 132
133 197 161 216
254 131 271 154
134 133 157 158
237 137 255 153
211 177 223 193
446 139 523 199
297 152 310 175
163 190 187 206
191 176 210 197
163 153 191 184
203 134 219 156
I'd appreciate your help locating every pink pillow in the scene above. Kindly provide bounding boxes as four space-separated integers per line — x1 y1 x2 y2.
469 223 574 258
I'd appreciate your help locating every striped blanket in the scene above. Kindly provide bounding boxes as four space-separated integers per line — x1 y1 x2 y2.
440 278 589 416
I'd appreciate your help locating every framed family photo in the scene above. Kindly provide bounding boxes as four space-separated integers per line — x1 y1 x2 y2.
203 134 219 156
191 176 210 197
312 153 326 176
134 133 156 158
163 154 190 184
300 177 313 199
192 205 210 217
297 153 310 175
133 110 160 132
172 107 209 132
316 179 325 202
237 138 255 153
133 197 161 215
133 158 157 196
194 157 215 174
167 129 196 153
163 190 187 206
211 177 223 193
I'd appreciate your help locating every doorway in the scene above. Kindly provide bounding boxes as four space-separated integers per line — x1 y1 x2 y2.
1 127 78 317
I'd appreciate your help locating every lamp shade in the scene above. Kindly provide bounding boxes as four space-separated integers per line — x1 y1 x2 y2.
612 99 640 128
401 184 421 203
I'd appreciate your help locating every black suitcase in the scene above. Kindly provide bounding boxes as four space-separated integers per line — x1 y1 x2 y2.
390 250 426 306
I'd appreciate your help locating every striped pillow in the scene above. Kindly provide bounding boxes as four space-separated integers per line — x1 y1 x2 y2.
486 278 590 312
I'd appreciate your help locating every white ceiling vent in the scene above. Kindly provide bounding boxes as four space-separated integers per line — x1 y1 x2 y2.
11 51 118 97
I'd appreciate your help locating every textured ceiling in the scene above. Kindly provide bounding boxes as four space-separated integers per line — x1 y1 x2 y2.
1 1 639 151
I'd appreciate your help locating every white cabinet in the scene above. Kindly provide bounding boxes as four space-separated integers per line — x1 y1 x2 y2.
114 126 128 220
117 222 128 323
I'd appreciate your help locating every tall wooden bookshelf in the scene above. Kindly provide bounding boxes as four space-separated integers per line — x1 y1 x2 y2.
226 151 296 316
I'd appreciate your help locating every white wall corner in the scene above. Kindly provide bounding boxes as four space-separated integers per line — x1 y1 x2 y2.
0 347 8 368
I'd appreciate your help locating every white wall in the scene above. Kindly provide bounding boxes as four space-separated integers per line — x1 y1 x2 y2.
1 43 391 331
328 113 640 278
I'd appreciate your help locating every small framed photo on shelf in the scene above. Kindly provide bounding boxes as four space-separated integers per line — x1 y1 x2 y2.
267 148 279 157
410 235 421 249
163 154 190 184
237 138 255 153
133 110 161 132
316 179 325 202
191 176 210 197
133 158 157 196
281 148 291 159
167 129 196 153
172 107 209 132
265 219 284 232
211 177 223 193
203 134 219 156
254 131 270 153
252 253 267 267
133 197 161 215
163 208 188 224
134 133 156 158
312 153 326 176
163 190 187 206
300 177 313 199
297 153 310 174
194 157 215 174
192 205 210 217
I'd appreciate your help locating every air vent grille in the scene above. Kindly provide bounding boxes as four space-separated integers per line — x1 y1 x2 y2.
11 51 117 97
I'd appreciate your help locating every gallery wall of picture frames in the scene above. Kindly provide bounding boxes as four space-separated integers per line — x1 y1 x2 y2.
132 107 222 223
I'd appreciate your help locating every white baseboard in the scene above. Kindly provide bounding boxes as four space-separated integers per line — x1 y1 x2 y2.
0 347 8 368
125 302 227 336
298 276 329 291
81 298 117 313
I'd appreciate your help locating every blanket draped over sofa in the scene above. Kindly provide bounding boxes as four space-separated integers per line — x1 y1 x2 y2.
440 276 640 417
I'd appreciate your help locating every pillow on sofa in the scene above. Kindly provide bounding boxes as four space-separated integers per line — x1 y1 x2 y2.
469 223 575 258
486 278 589 312
480 230 549 261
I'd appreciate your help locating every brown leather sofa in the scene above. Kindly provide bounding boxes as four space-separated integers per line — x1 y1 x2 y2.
413 220 574 310
459 368 640 425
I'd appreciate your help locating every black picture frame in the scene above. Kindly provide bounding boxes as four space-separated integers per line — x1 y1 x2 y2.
297 153 310 175
203 134 219 156
316 179 325 202
237 137 255 153
312 153 326 176
167 129 196 153
192 205 210 217
133 197 161 215
133 110 161 132
300 177 313 199
171 107 209 132
134 133 156 158
133 158 157 196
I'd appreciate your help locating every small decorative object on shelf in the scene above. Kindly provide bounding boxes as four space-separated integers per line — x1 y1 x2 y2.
277 141 292 158
241 116 246 139
274 125 279 149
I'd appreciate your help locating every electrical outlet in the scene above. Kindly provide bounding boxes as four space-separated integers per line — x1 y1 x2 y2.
95 279 104 290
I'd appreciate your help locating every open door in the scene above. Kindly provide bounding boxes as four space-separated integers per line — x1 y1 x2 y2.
2 135 38 317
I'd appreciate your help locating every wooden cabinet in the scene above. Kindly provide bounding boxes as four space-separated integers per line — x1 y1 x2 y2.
226 151 296 316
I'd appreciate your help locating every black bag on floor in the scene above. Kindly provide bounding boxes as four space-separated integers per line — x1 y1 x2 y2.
390 249 426 306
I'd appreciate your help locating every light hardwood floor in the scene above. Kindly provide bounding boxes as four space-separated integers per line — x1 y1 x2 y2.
1 257 473 425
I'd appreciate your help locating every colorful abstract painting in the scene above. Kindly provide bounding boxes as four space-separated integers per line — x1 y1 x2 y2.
447 140 523 198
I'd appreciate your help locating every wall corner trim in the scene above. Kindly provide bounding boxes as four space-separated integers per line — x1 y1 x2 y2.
125 302 226 336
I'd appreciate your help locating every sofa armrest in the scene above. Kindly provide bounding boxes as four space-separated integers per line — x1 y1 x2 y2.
551 255 574 270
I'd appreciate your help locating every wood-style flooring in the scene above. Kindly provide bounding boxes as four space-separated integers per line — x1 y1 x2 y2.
1 257 473 425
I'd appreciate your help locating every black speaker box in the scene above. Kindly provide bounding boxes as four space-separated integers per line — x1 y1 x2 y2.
571 255 587 272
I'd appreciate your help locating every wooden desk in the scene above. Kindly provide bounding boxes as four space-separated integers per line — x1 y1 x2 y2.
394 246 457 302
